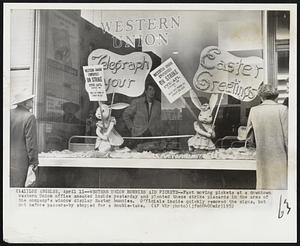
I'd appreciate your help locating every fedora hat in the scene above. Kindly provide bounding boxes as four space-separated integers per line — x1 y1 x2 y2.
62 102 80 113
12 89 35 105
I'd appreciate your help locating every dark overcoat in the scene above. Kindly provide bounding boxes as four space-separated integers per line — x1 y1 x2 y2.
123 97 161 137
10 106 39 187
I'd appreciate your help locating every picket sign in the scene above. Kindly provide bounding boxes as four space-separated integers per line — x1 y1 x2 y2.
83 65 107 102
150 58 210 132
192 46 264 130
88 49 152 97
193 46 264 102
83 64 109 129
150 58 191 103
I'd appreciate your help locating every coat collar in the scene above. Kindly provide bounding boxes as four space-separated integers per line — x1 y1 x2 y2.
261 100 278 105
17 104 30 112
143 96 154 104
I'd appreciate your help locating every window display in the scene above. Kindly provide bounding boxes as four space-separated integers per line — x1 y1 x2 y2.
9 9 288 162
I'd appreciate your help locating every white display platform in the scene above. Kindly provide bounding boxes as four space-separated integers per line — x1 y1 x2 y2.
39 158 256 170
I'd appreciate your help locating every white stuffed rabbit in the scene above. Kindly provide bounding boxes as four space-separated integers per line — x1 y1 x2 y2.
95 102 129 153
188 91 218 151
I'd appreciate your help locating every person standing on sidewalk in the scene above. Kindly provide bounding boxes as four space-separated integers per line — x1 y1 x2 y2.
10 90 39 187
246 84 288 189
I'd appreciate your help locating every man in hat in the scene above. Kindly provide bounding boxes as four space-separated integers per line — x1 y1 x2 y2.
62 101 81 124
10 90 39 187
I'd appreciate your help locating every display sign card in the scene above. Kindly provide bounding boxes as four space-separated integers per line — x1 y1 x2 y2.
150 58 191 103
193 46 264 102
83 65 107 101
88 49 152 97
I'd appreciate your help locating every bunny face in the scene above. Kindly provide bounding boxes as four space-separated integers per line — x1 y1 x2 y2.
198 103 212 123
95 104 110 120
95 102 130 120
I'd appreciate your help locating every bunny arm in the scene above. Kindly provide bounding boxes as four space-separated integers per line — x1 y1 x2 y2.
96 126 107 140
95 137 101 149
103 119 116 138
211 129 216 138
208 128 216 138
194 121 212 138
96 121 109 140
206 124 216 138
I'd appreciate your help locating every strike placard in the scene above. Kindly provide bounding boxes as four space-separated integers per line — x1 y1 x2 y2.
83 65 107 101
193 46 264 102
88 49 152 97
150 58 191 103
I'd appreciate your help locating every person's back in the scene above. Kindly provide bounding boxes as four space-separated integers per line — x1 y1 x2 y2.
11 106 32 149
10 106 38 187
250 102 288 152
247 84 288 190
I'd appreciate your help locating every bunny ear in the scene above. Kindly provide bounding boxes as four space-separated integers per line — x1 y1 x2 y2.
110 103 130 110
189 89 202 110
209 93 219 111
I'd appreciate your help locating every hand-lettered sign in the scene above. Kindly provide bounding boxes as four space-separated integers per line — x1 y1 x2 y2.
150 58 191 103
88 49 152 97
193 46 264 102
83 65 107 101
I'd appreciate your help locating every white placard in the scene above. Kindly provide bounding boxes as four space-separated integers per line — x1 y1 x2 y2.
150 58 191 103
83 65 107 101
193 46 264 102
88 49 152 97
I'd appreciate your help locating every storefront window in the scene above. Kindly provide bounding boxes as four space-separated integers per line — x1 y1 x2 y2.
29 9 269 159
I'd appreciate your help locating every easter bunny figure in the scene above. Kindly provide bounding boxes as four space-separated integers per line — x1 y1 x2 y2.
188 92 218 151
95 102 129 153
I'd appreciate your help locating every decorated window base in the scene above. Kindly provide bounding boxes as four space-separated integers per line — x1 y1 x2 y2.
39 146 256 160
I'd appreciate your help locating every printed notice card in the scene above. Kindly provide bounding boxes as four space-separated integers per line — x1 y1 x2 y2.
151 58 191 103
83 65 107 101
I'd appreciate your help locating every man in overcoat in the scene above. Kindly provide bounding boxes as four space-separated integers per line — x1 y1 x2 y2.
10 91 39 187
246 84 288 189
